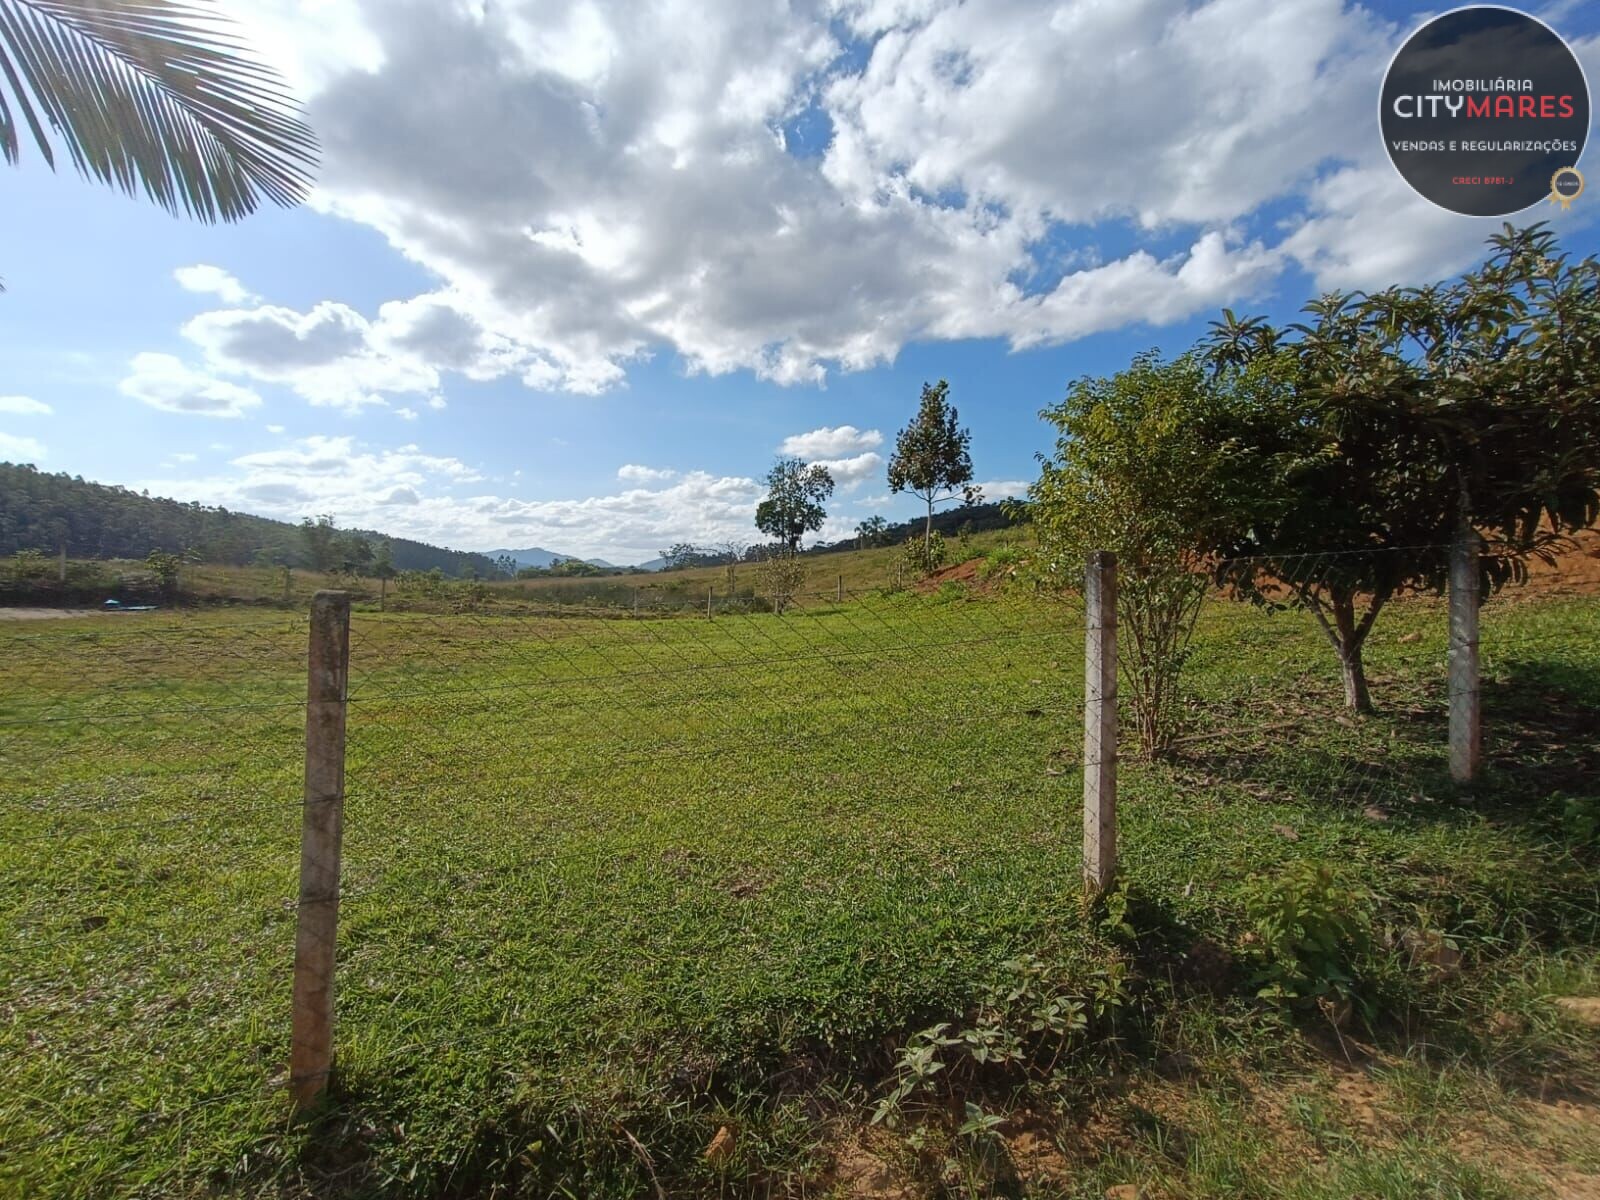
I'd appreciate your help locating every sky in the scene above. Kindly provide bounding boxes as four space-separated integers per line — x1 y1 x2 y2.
2 0 1598 566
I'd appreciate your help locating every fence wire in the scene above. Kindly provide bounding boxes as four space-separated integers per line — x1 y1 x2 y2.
5 536 1595 1193
0 585 1082 1192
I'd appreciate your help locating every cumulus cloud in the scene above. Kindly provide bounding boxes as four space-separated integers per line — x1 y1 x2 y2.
780 425 883 458
618 464 677 483
813 450 884 490
0 432 46 460
0 395 51 416
174 264 257 305
181 301 431 410
194 0 1499 395
119 353 263 418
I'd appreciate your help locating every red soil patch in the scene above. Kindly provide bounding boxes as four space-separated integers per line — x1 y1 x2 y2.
918 528 1600 601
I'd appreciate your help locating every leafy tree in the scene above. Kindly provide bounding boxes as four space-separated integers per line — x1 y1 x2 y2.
1202 224 1600 711
143 547 191 600
494 553 517 579
372 541 396 581
0 0 317 231
754 458 834 552
657 542 703 571
1031 351 1265 753
299 514 338 573
889 380 980 562
856 516 889 549
338 531 374 574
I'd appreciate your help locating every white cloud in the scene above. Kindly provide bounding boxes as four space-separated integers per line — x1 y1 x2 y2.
813 450 884 490
780 425 883 458
170 452 199 463
140 431 780 563
266 424 286 434
123 0 1554 414
618 463 677 483
119 353 263 418
205 0 1487 394
974 479 1028 501
181 301 425 411
0 432 46 460
174 264 257 305
395 406 419 421
0 395 51 416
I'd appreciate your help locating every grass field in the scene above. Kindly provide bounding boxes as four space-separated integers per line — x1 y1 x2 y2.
1 578 1597 1198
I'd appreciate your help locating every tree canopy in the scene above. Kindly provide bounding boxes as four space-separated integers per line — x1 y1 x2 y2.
1201 223 1600 709
755 458 835 552
888 380 979 557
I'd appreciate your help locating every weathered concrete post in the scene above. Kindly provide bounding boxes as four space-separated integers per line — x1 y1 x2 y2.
291 590 350 1110
1449 530 1482 783
1083 551 1118 898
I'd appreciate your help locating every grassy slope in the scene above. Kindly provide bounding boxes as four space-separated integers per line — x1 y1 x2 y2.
0 580 1596 1197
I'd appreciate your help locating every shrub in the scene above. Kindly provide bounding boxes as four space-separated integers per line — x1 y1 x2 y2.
872 954 1128 1129
756 550 805 614
1240 862 1374 1010
903 530 947 576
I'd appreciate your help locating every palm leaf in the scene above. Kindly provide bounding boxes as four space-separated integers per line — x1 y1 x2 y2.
0 0 317 222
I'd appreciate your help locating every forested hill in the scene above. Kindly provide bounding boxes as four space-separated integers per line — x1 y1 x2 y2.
0 462 500 578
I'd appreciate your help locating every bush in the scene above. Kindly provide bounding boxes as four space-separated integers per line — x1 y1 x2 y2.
976 544 1022 583
1240 862 1374 1010
903 530 947 576
872 953 1128 1130
756 550 805 614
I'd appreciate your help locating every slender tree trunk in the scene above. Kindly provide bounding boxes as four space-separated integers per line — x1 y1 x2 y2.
1330 589 1372 713
923 498 933 561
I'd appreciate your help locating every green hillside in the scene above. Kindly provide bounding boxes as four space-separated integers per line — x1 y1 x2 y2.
0 462 499 578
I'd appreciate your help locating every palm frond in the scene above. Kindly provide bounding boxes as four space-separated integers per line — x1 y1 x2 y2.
0 0 317 221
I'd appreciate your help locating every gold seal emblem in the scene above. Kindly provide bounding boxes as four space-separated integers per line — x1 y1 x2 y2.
1550 167 1585 210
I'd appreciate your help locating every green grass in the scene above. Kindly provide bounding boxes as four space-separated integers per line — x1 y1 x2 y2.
1 583 1596 1197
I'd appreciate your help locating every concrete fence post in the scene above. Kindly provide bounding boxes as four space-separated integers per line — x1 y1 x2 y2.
1449 530 1482 783
708 587 714 619
291 590 350 1110
837 574 844 603
1083 551 1118 898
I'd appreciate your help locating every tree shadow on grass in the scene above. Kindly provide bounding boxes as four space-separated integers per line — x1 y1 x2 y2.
1161 654 1600 829
1479 657 1600 803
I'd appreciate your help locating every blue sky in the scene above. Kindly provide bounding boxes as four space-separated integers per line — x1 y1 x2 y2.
1 0 1597 564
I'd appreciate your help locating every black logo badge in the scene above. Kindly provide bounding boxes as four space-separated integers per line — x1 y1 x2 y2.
1380 6 1589 216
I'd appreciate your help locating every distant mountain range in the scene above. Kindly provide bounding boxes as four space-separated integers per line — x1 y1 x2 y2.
486 547 619 570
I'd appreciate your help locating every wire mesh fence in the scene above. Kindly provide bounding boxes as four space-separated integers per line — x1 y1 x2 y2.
0 585 1084 1188
3 534 1595 1191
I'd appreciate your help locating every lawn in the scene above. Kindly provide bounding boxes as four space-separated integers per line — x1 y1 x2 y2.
1 581 1596 1198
